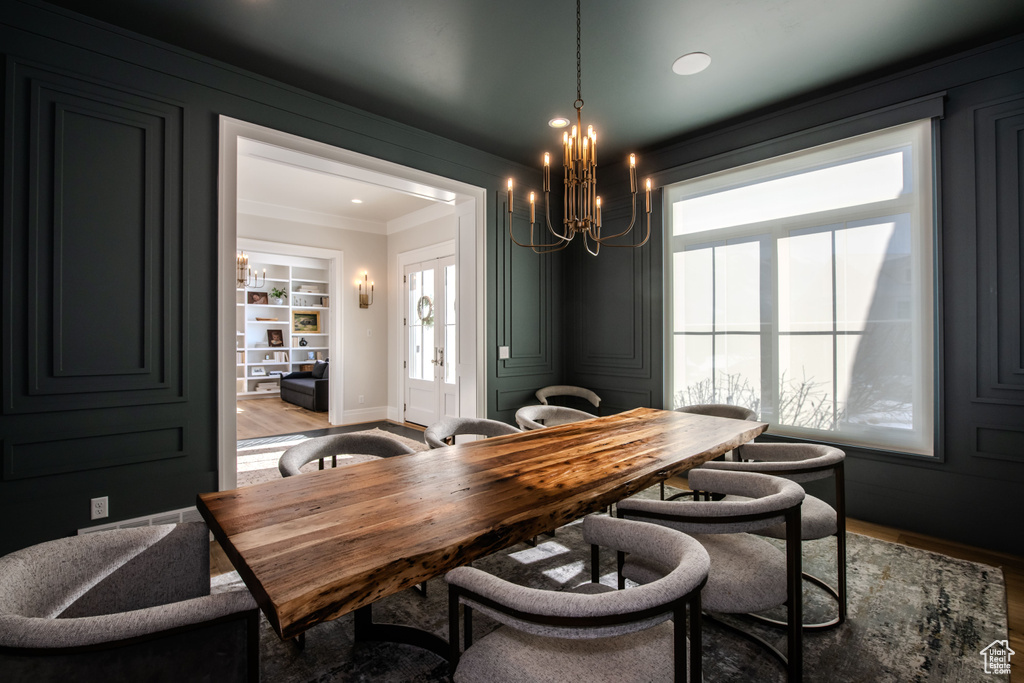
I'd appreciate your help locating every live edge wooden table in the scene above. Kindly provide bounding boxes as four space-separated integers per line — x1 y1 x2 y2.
197 406 767 658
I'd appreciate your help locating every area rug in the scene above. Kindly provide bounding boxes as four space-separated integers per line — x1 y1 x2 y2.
235 428 428 488
212 516 1009 682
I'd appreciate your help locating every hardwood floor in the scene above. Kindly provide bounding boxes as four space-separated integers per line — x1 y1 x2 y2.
236 396 332 440
225 401 1022 680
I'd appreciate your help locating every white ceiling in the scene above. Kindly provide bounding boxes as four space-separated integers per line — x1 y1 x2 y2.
236 139 450 231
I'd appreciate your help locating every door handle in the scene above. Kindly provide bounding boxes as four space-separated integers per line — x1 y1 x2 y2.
438 348 444 368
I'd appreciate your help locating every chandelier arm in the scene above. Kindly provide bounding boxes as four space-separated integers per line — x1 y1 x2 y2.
532 239 571 255
592 191 639 242
593 210 652 248
508 204 570 251
544 191 572 242
582 230 600 256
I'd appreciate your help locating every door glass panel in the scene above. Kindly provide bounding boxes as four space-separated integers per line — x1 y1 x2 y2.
444 264 456 385
408 268 436 381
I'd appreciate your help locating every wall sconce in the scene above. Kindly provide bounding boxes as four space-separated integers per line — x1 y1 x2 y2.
356 271 374 308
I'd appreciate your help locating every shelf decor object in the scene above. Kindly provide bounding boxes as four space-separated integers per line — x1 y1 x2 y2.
248 291 268 305
237 251 264 288
267 330 284 347
505 0 652 256
356 271 374 308
292 310 321 333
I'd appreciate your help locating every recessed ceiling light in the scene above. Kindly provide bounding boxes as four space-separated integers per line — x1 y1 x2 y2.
549 117 570 128
672 52 711 76
351 199 363 204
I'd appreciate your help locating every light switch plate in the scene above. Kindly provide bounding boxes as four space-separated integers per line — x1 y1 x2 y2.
498 346 510 360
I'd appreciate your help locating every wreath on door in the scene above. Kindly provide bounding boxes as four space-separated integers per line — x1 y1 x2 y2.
416 295 435 326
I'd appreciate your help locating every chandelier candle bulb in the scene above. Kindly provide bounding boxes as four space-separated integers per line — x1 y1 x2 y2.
529 192 535 223
543 153 550 192
646 178 652 212
507 178 513 210
596 196 602 225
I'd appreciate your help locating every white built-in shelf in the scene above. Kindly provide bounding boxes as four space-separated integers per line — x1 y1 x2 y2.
236 260 330 398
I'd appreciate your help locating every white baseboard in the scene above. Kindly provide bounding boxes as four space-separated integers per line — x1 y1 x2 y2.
341 406 390 424
79 506 205 534
387 405 403 423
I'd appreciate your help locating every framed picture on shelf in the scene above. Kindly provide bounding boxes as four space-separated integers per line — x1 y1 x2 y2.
267 329 284 347
292 310 321 333
251 366 267 376
248 291 269 305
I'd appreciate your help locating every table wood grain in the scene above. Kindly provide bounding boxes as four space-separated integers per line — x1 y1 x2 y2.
197 407 766 639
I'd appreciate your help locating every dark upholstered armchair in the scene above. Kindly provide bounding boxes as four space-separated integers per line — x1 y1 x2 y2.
280 360 329 412
0 522 259 682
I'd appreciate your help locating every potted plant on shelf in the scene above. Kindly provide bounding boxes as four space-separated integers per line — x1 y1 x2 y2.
270 287 288 305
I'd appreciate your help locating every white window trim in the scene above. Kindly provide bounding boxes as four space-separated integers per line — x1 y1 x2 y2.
665 119 937 456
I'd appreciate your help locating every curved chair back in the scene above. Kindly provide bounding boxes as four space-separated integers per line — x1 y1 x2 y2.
709 442 843 484
446 514 708 682
279 432 415 477
515 405 595 431
675 403 757 421
424 416 521 449
620 469 804 535
535 385 601 410
0 523 258 681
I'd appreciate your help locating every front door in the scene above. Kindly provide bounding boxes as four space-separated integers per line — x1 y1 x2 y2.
404 257 457 426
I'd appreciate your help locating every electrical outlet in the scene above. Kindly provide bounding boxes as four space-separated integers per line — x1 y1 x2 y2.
358 395 365 404
91 496 108 520
498 346 510 360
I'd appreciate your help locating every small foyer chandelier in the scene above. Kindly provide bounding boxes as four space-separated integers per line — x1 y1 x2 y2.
507 0 652 255
236 251 264 289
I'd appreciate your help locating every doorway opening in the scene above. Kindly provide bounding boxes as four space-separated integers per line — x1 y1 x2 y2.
218 117 487 490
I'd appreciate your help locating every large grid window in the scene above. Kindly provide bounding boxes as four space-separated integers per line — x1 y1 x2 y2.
667 120 935 455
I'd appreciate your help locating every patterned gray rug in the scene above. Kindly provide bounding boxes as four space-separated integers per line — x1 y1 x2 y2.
213 511 1009 682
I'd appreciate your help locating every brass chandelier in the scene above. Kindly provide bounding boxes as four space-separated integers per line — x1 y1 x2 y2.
236 251 264 289
507 0 652 255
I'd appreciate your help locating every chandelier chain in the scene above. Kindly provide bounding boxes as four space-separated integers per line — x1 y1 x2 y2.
575 0 582 107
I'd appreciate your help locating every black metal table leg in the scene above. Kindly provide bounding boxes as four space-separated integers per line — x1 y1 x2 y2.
353 603 451 661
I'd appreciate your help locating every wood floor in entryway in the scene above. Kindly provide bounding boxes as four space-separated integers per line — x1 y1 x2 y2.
229 397 1021 681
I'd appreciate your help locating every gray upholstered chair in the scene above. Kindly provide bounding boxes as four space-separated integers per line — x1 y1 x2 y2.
0 523 259 682
699 442 847 629
662 403 760 499
535 385 602 414
278 432 415 476
515 404 595 431
674 403 757 421
616 469 805 682
424 416 521 449
446 514 709 683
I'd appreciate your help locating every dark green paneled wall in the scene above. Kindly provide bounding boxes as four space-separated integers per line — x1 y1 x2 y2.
0 0 552 554
568 36 1024 555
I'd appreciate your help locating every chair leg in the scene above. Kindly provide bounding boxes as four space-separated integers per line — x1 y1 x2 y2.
786 507 803 683
448 588 461 678
689 590 702 683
